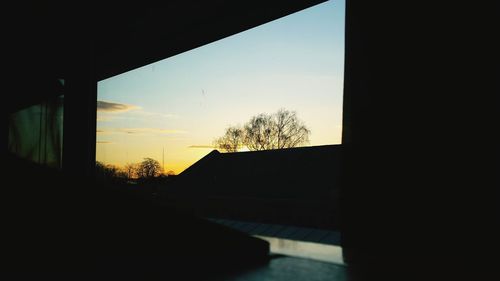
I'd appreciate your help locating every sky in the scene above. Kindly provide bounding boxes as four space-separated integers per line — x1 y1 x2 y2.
96 0 345 175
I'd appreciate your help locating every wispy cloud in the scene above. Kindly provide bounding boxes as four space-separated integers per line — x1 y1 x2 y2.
96 103 178 123
96 128 187 135
134 111 180 119
188 145 215 149
97 100 139 113
96 141 114 144
121 128 186 135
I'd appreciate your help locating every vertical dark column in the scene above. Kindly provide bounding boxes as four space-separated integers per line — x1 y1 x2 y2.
63 42 97 181
341 0 392 266
341 1 496 278
341 0 456 273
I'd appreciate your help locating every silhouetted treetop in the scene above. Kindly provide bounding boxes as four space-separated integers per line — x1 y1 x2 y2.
214 127 244 153
137 158 162 179
214 109 310 152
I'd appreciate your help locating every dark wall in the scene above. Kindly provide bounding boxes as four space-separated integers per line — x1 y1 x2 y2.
341 1 497 278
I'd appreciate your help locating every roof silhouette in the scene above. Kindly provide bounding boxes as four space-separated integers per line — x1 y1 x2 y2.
175 144 342 199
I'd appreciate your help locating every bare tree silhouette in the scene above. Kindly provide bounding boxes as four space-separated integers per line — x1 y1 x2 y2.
215 109 310 152
124 163 139 179
272 109 310 149
137 158 162 179
95 161 127 181
214 126 244 152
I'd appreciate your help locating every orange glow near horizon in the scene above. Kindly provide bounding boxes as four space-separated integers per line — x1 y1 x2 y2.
96 143 215 175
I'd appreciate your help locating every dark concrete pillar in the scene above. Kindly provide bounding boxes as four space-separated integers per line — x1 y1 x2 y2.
62 42 97 180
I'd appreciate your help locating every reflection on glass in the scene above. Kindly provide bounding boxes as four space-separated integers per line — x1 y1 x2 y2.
8 95 64 169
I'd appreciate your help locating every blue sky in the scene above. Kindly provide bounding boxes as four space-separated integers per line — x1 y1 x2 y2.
96 0 345 174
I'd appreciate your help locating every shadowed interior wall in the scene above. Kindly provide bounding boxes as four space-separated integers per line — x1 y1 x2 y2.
340 2 497 278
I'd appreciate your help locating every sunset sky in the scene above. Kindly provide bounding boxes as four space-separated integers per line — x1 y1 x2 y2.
96 0 345 175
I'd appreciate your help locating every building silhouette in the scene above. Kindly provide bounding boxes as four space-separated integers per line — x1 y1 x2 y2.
167 145 342 229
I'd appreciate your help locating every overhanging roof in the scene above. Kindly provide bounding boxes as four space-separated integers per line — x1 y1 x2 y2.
9 0 327 80
6 0 327 112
